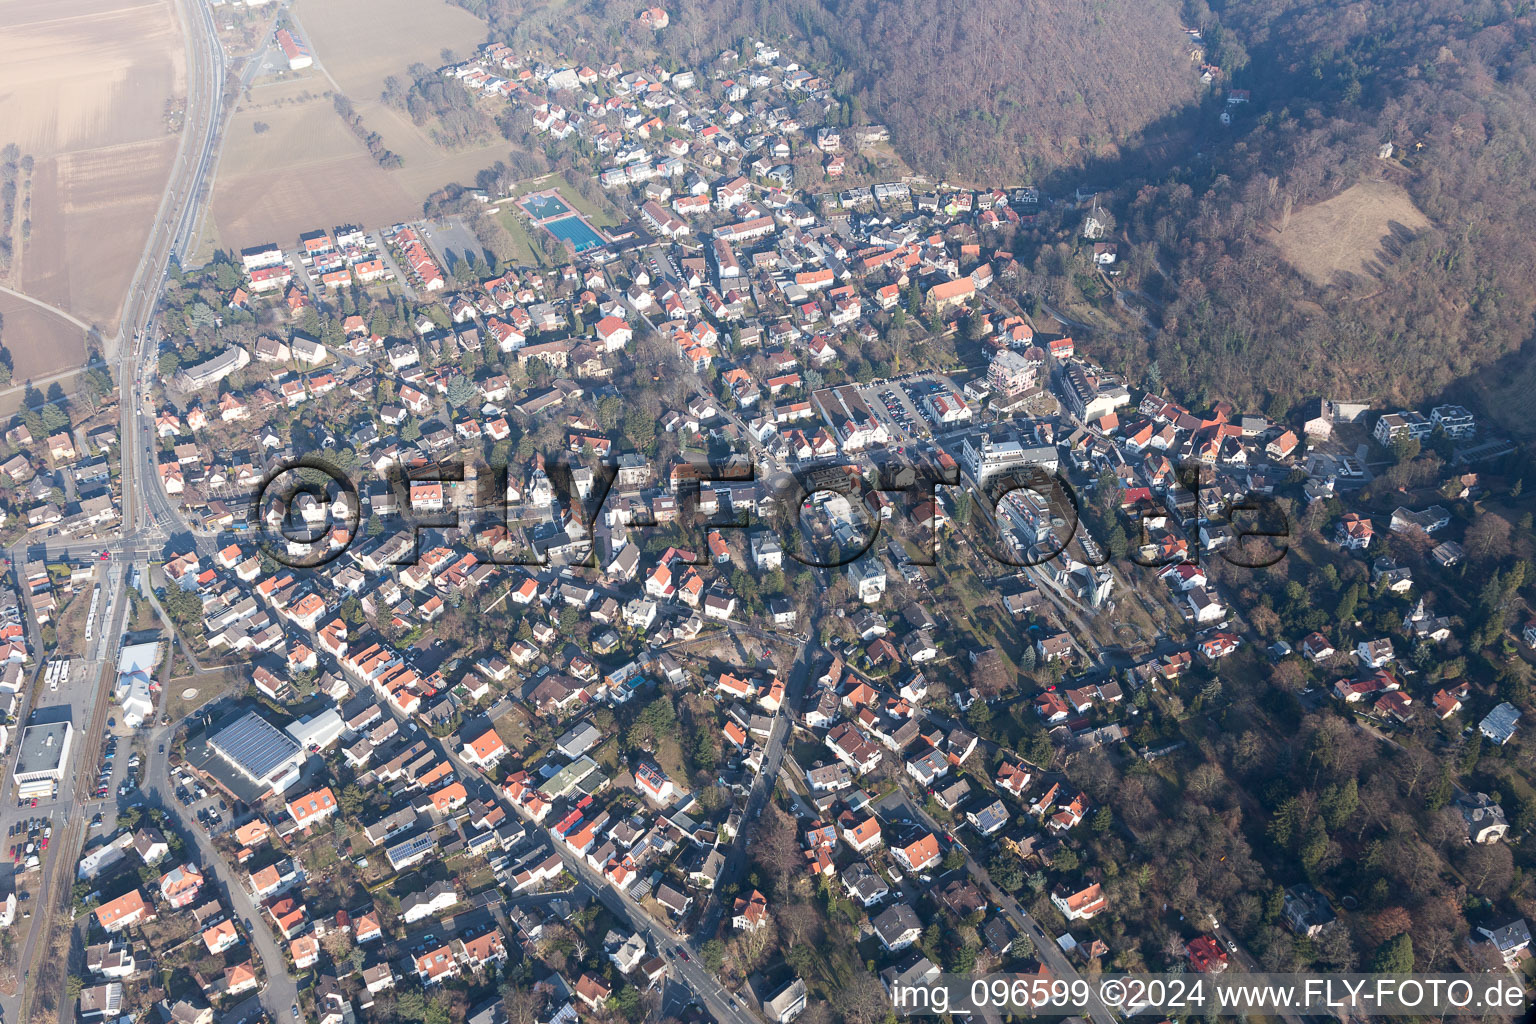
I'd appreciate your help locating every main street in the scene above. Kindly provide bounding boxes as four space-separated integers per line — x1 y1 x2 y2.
6 21 1225 1024
0 556 132 1024
4 0 257 1018
116 0 227 541
403 590 1122 1024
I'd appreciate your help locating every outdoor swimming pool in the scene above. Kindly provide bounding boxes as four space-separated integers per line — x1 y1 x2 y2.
543 214 607 252
519 193 573 220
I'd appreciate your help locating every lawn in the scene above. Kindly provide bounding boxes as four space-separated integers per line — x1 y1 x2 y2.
493 704 539 762
496 178 622 269
495 208 544 268
163 667 242 722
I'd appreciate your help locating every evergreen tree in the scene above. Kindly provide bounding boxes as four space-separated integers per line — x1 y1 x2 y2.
446 374 477 409
1370 934 1413 974
1335 583 1361 624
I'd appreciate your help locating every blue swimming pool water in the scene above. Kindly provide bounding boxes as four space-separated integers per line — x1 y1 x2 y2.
544 214 606 251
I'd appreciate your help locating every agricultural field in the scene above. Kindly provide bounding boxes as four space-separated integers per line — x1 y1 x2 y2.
212 79 416 251
0 292 88 383
0 0 185 363
208 0 510 251
1270 178 1430 288
294 0 510 196
295 0 486 103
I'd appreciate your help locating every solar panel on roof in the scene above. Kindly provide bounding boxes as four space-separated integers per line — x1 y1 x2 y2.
210 712 302 781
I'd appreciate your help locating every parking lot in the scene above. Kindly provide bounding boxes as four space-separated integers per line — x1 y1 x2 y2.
855 372 968 443
418 217 488 277
4 812 57 916
169 761 236 836
82 726 147 838
91 730 127 803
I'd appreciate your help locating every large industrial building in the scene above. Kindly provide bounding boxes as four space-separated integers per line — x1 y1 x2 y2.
206 711 305 798
14 721 73 800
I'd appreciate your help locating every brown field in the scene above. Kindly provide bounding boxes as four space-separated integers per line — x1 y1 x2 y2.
1271 179 1430 288
0 0 186 347
213 79 416 249
356 101 517 200
297 0 513 199
295 0 487 103
0 293 88 380
209 0 504 252
27 136 179 318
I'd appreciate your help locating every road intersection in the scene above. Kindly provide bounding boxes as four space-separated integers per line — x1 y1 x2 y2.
1 0 281 1018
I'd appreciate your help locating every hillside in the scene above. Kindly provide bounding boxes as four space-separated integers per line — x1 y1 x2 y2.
444 0 1536 424
454 0 1203 181
1077 0 1536 423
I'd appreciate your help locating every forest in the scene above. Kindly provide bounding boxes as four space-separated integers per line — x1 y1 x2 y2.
760 0 1205 181
1077 0 1536 422
437 0 1536 420
383 64 498 150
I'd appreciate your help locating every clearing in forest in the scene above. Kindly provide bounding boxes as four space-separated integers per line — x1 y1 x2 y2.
1271 179 1430 288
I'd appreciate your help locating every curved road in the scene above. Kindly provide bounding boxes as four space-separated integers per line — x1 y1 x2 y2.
116 0 227 539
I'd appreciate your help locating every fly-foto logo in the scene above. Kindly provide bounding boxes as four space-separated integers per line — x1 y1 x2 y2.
250 452 1291 572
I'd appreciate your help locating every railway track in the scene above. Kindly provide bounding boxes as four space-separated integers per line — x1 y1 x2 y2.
13 570 127 1024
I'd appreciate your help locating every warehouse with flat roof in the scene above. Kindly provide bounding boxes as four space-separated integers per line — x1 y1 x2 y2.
207 711 304 797
14 722 72 799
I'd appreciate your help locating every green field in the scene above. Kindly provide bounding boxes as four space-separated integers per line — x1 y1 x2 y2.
494 207 544 268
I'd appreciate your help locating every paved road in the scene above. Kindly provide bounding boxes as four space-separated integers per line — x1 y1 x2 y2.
177 7 280 266
539 835 763 1024
373 702 763 1024
5 0 292 1017
0 558 129 1024
691 630 820 940
280 5 346 98
116 0 225 541
145 722 301 1019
